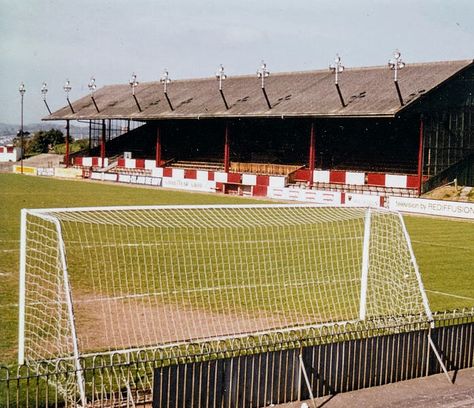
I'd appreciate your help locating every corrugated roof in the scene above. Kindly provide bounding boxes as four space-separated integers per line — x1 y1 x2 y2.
44 59 473 121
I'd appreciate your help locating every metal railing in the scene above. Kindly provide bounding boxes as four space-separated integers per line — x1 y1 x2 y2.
1 308 473 407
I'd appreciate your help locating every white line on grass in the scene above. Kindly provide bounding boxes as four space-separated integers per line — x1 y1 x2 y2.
411 240 474 251
0 303 18 308
426 289 474 301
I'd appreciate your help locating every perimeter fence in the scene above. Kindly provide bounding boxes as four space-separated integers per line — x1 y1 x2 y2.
1 308 473 407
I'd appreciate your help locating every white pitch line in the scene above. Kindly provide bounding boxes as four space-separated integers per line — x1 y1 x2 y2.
426 289 474 301
0 303 18 308
411 240 474 252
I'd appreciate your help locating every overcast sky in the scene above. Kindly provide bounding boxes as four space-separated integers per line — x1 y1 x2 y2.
1 0 473 125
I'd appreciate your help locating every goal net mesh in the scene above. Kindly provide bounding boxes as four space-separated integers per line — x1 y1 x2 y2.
20 205 430 363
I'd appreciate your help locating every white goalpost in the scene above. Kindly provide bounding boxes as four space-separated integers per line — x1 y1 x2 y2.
18 204 435 403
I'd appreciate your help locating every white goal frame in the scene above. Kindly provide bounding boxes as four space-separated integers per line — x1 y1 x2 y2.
18 204 436 404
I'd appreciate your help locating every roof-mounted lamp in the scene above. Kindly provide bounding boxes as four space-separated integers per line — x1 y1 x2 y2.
329 54 346 107
257 61 271 109
63 80 74 113
216 64 229 109
129 73 142 112
388 49 405 106
41 82 52 114
160 69 173 111
88 77 100 113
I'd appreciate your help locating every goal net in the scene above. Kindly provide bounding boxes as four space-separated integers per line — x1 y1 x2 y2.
19 204 432 367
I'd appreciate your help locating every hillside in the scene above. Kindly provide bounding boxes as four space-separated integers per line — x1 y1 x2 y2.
0 122 88 144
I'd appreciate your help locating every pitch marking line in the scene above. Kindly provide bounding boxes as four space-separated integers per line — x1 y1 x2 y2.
412 240 474 251
426 289 474 301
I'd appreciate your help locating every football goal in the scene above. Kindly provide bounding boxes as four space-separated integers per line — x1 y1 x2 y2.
18 204 433 364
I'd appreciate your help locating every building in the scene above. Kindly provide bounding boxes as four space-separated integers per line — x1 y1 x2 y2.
44 58 474 202
0 145 21 162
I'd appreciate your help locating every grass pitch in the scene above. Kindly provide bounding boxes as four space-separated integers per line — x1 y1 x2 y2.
1 173 473 363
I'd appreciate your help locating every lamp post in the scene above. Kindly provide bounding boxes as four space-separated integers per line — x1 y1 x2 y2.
19 82 26 174
62 81 73 167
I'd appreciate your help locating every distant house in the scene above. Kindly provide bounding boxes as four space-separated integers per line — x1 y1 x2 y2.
0 145 21 162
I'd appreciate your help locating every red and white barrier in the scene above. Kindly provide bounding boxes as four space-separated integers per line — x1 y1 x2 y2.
311 169 417 189
75 157 109 167
88 157 402 205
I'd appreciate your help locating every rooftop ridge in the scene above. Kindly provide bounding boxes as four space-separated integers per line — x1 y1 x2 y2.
101 59 473 87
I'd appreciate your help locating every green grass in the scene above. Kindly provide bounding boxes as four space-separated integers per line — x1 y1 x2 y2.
0 173 265 364
1 173 473 364
404 215 474 311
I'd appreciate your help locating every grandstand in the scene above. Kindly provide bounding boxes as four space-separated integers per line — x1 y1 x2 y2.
44 59 474 202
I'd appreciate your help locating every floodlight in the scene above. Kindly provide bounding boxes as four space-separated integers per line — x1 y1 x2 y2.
160 69 171 94
256 61 270 78
159 69 174 110
19 82 26 96
41 82 48 100
388 50 405 105
329 54 346 107
40 82 52 114
216 65 229 109
256 61 272 108
257 60 270 89
216 64 227 91
388 49 405 82
88 77 97 93
63 80 72 95
160 69 171 84
129 73 139 95
329 54 345 84
216 64 227 79
88 77 100 113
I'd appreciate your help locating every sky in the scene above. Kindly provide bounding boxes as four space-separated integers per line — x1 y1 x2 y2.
1 0 473 125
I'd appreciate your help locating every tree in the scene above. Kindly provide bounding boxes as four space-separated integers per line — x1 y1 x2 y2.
27 129 72 155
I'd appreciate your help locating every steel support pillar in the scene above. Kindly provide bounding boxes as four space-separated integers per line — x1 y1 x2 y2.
156 125 162 167
65 120 70 168
101 120 106 168
308 122 316 186
417 116 424 196
224 122 230 172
